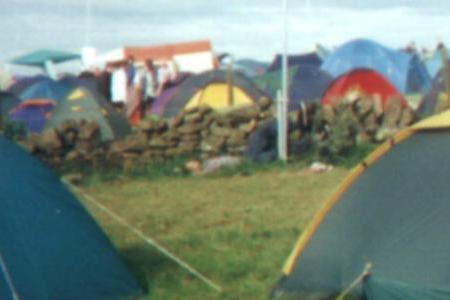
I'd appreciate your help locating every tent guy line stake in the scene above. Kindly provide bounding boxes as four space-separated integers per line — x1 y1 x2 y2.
61 178 222 293
0 251 21 300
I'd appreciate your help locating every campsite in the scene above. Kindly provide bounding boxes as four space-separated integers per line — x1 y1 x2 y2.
1 1 450 300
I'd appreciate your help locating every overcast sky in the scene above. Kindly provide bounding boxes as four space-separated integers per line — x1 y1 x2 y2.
2 0 450 74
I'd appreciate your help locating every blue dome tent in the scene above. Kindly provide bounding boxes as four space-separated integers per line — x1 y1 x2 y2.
19 79 71 102
321 38 431 94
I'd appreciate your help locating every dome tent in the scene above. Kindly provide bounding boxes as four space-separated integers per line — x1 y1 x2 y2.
19 79 71 103
321 69 409 107
0 136 140 300
321 38 431 94
6 75 50 97
9 99 56 133
272 110 450 300
159 69 268 118
45 87 130 141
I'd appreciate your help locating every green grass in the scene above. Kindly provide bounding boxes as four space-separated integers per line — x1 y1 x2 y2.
75 162 349 300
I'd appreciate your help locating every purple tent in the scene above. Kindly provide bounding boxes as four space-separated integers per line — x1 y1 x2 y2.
150 87 178 116
9 99 55 133
148 72 192 116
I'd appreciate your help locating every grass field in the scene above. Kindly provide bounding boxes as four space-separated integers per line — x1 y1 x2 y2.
76 163 349 300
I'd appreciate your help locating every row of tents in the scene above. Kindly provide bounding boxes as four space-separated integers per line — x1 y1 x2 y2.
152 38 448 119
2 38 449 138
1 78 130 141
254 38 449 113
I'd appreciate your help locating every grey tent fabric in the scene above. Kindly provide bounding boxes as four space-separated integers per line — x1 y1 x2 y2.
364 277 450 300
273 129 450 300
417 62 450 117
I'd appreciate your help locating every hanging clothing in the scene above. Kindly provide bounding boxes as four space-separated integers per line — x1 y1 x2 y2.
111 68 128 104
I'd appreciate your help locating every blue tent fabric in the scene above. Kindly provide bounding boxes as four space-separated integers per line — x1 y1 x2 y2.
417 63 450 117
19 80 71 102
321 38 431 94
0 136 141 300
7 75 51 97
58 75 98 92
289 64 333 110
268 52 322 72
254 64 333 111
425 47 450 78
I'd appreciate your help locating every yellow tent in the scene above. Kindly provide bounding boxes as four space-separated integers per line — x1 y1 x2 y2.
161 70 268 117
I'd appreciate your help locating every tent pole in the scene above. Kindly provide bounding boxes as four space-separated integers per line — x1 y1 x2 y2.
0 251 21 300
278 0 289 161
226 56 235 107
43 60 57 80
335 262 372 300
61 178 222 293
439 43 450 105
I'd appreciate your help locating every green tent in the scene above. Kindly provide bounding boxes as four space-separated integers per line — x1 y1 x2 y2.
273 110 450 300
45 87 130 141
253 66 299 100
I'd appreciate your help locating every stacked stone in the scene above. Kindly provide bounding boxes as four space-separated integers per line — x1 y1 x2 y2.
24 120 105 168
24 99 274 170
313 94 416 157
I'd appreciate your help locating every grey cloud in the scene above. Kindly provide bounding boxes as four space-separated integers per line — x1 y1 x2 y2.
1 0 450 73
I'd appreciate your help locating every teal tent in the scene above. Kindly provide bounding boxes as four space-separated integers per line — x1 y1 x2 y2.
0 135 141 299
10 49 80 67
10 49 81 79
273 110 450 300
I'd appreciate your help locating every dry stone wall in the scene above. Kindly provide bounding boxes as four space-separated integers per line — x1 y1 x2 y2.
23 98 274 170
20 93 418 171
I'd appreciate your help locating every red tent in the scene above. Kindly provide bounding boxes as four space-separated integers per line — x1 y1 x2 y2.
321 69 409 107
